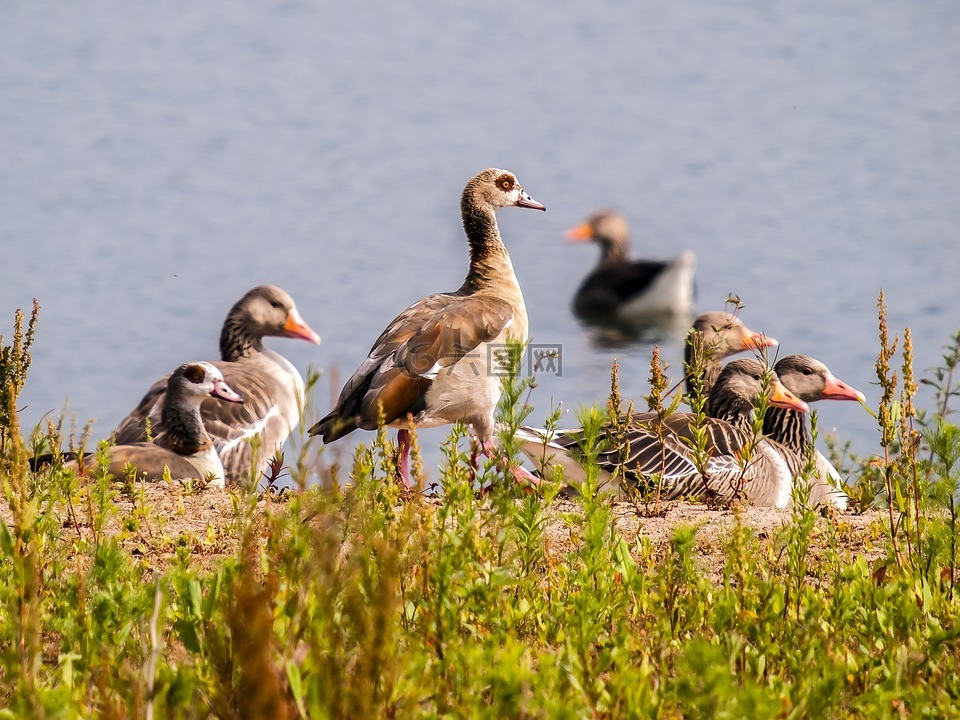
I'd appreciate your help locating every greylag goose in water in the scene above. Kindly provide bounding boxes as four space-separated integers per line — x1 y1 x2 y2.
515 359 811 507
763 355 865 509
70 362 243 487
113 285 321 486
683 311 778 395
567 209 695 321
309 168 545 486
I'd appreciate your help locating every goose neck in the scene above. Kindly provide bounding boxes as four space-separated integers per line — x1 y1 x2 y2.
596 239 629 268
158 391 211 456
762 407 810 456
707 393 755 433
684 339 724 397
219 315 261 361
460 200 514 292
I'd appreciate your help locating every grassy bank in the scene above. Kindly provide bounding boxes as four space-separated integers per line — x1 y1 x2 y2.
2 297 960 718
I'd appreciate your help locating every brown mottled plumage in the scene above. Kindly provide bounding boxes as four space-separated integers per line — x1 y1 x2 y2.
310 168 545 484
113 285 320 486
516 359 812 507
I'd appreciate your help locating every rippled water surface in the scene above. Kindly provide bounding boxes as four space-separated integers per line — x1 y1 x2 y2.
2 1 958 476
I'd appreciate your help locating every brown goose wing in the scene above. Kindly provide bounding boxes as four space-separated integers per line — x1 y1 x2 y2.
655 414 802 504
547 414 703 490
596 416 700 486
113 377 168 444
578 412 761 501
311 292 514 441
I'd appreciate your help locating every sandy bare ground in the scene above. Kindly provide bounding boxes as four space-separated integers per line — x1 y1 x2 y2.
544 497 887 581
1 482 888 581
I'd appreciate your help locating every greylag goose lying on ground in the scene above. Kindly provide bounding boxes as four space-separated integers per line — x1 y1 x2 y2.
683 311 778 395
567 209 695 321
515 359 812 506
70 362 243 487
309 168 545 486
763 355 865 509
113 285 321 487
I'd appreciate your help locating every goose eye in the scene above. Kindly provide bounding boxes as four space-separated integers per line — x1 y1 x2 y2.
498 176 514 190
185 366 205 383
269 300 283 310
803 368 814 376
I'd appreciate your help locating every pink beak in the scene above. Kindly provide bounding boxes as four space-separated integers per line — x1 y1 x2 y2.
821 371 866 402
517 189 546 211
211 378 243 404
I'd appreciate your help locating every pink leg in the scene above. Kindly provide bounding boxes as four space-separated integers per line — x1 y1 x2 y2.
396 429 412 487
467 436 483 484
479 438 498 460
479 439 541 489
469 436 481 471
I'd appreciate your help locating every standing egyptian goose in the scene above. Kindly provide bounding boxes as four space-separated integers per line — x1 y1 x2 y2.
683 311 778 396
763 355 865 509
515 359 810 507
309 168 545 485
567 209 695 320
113 285 321 486
71 362 243 487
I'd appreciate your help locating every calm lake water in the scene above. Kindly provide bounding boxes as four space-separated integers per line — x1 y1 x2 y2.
2 1 958 479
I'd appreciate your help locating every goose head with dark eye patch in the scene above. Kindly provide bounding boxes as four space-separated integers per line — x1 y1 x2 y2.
184 364 205 384
226 285 321 346
466 168 546 213
171 361 243 404
773 355 865 403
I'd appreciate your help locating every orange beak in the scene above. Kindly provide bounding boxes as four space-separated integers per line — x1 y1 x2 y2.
565 222 594 243
740 326 779 351
769 379 810 412
821 371 866 402
283 309 321 345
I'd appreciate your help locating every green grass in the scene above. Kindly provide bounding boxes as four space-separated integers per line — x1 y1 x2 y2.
2 296 960 718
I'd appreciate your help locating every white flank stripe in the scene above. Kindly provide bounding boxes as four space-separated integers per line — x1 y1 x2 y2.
218 404 281 452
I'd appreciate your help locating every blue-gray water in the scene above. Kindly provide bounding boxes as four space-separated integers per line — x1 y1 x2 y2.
2 1 958 479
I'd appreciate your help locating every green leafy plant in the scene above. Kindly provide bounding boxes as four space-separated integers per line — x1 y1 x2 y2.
2 301 960 717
